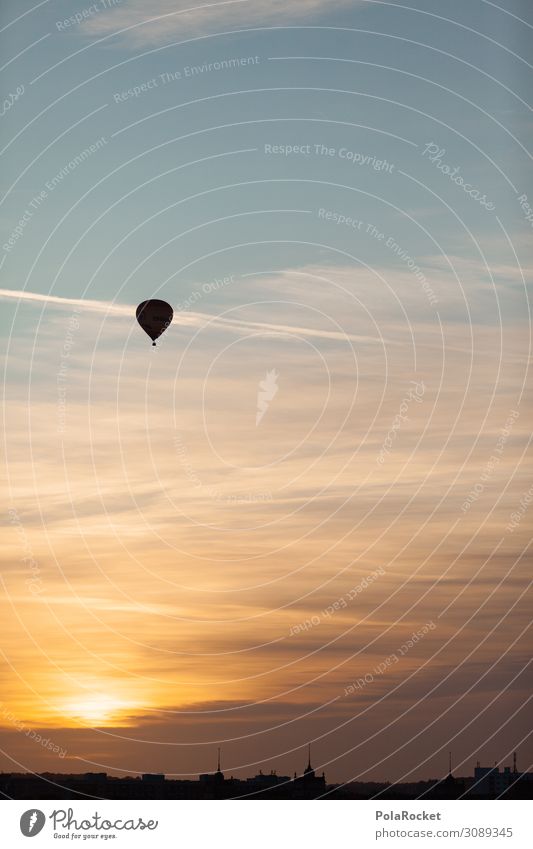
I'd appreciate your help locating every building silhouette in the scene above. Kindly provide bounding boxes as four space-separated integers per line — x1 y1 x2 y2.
199 748 225 789
468 753 529 798
293 744 326 797
0 747 531 800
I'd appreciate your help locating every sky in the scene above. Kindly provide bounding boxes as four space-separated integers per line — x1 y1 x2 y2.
0 0 532 786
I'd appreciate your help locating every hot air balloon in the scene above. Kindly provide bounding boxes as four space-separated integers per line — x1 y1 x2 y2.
136 299 173 346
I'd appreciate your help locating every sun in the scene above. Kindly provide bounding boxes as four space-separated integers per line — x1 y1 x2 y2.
63 695 136 727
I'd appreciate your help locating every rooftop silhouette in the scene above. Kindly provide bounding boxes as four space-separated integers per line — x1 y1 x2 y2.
1 749 531 801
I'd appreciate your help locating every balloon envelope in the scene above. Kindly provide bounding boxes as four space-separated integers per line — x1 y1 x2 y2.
136 300 173 345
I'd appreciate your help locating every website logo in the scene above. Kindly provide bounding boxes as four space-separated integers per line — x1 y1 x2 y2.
256 369 279 426
20 809 46 837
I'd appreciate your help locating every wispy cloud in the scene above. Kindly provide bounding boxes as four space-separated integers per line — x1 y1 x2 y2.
0 288 131 316
0 286 384 345
81 0 360 47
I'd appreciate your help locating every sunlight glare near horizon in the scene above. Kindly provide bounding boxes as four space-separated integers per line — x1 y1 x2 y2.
61 694 139 727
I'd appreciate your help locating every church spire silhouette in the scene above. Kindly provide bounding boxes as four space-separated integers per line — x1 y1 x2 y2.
304 743 315 777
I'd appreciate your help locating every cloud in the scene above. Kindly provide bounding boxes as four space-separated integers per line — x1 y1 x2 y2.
0 288 131 316
81 0 360 47
0 286 384 345
2 255 529 778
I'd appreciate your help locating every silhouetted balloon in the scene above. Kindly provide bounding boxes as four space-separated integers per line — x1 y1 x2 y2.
136 300 173 346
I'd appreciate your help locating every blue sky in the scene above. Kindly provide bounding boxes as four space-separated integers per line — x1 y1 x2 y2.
2 0 532 314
